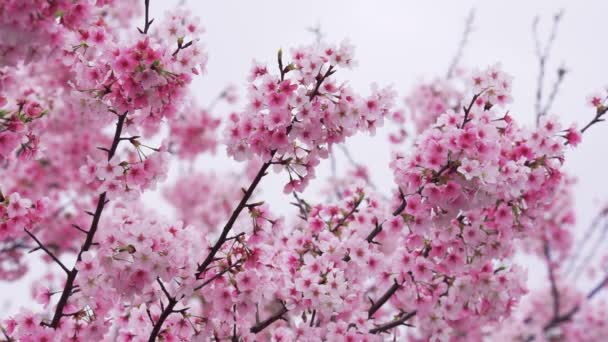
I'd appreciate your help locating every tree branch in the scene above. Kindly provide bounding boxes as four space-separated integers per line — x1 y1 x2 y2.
366 222 384 244
446 9 475 79
543 242 560 319
533 10 564 126
24 229 69 274
368 279 402 318
148 278 189 341
137 0 154 35
331 193 364 231
250 304 288 334
369 310 417 334
46 112 127 328
460 92 482 128
580 106 608 134
195 61 334 278
195 158 273 279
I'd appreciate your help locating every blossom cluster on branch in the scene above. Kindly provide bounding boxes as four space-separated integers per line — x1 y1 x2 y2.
0 1 607 342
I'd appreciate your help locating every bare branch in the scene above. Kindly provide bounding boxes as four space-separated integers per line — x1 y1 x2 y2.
543 242 560 319
447 9 475 79
368 279 402 318
24 229 69 274
533 10 565 126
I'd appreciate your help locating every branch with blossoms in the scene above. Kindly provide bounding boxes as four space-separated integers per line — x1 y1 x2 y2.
2 0 210 339
3 2 608 341
485 16 608 338
32 112 126 328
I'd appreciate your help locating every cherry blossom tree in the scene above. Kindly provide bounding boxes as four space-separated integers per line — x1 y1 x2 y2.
0 1 607 341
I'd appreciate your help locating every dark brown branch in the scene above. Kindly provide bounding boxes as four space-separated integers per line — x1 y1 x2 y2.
392 188 408 216
368 280 402 318
148 299 177 342
108 113 128 159
250 304 288 334
46 112 127 328
278 49 285 81
460 92 482 128
138 0 154 35
331 194 364 232
156 278 172 300
194 259 244 291
148 278 187 342
309 309 316 327
195 159 273 279
71 224 88 234
172 40 193 57
366 222 383 243
580 106 608 134
369 310 417 334
24 229 69 274
309 65 335 100
586 273 608 301
1 327 13 342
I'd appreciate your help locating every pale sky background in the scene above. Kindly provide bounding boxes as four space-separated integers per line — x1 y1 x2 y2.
2 0 608 317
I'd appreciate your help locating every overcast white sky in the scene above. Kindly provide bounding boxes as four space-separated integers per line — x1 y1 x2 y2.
2 0 608 316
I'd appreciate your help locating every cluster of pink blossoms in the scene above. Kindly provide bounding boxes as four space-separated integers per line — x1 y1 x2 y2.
403 77 464 136
497 288 608 341
0 193 47 242
0 192 48 280
163 171 242 231
1 2 218 339
80 149 170 200
2 0 608 340
67 7 208 198
517 176 576 261
385 65 573 338
6 207 205 341
0 98 46 162
225 41 395 192
168 104 221 160
68 11 207 134
0 0 139 67
0 1 131 280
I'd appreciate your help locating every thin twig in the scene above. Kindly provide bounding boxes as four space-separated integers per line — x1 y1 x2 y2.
533 10 564 126
564 209 607 276
446 9 475 79
24 229 69 274
331 194 364 232
571 222 608 282
543 242 560 319
460 92 482 128
580 106 608 134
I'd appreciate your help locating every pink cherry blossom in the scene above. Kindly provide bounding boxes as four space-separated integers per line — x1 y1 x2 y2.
1 2 607 341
